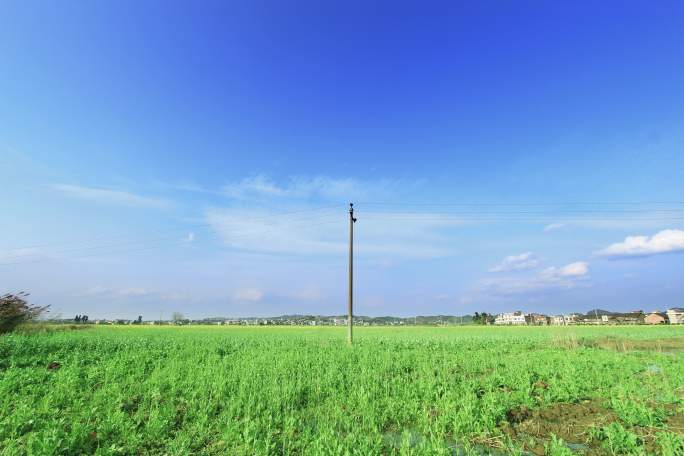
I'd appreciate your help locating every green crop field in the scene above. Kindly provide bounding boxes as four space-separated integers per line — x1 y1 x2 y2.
1 326 683 455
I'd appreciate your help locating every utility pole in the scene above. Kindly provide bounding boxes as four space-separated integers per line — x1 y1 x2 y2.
348 203 357 345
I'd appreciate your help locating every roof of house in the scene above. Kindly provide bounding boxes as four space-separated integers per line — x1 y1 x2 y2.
667 308 684 312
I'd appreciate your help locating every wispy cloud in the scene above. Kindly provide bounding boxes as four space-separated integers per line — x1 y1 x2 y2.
76 286 186 301
233 288 264 302
53 184 171 209
0 248 44 263
489 252 539 272
544 223 565 232
540 261 589 279
221 174 399 201
479 261 590 297
205 205 461 259
598 229 684 258
118 287 154 298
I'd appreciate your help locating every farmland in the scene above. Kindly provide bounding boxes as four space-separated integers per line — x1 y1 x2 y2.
1 326 683 455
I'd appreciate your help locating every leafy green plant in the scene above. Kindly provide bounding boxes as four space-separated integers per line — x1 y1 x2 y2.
590 423 642 455
610 396 666 427
656 431 684 456
544 435 574 456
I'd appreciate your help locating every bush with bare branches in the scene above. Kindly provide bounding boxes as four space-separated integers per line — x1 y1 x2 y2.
0 292 49 334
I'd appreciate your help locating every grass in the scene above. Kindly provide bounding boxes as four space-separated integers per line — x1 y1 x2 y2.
1 325 683 455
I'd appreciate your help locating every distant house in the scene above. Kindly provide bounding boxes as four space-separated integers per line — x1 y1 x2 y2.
644 312 667 325
494 312 526 325
613 312 645 325
526 313 549 325
550 314 578 325
577 314 602 325
666 308 684 324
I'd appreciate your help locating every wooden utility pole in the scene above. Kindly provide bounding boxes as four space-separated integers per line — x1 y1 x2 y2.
348 203 356 345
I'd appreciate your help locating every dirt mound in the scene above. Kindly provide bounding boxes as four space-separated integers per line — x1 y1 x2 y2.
501 400 616 455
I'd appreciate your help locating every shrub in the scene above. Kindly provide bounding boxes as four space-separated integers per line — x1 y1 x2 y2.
589 423 641 455
0 292 49 334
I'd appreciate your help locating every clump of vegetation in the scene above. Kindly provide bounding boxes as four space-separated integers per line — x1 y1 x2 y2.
0 292 49 334
589 422 642 455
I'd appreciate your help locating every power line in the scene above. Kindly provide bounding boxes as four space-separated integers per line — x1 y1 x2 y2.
357 201 684 207
0 206 344 260
0 219 342 266
4 205 343 252
359 209 684 215
2 213 342 261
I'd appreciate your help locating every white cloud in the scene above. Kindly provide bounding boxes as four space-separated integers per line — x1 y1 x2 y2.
221 174 397 201
480 261 590 296
53 184 171 208
489 252 539 272
77 285 110 296
233 288 264 302
540 261 589 279
118 287 154 297
0 248 44 263
205 206 461 259
223 175 286 198
76 286 186 301
544 223 565 232
598 229 684 258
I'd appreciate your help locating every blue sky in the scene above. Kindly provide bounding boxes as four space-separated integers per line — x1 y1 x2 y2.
1 1 683 318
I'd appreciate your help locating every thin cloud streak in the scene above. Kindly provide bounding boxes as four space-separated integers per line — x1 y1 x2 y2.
53 184 172 209
489 252 539 272
205 206 462 259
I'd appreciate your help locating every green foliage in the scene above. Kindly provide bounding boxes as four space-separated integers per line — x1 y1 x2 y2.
0 292 49 334
589 423 642 455
656 431 684 456
0 325 682 454
544 435 574 456
610 395 666 427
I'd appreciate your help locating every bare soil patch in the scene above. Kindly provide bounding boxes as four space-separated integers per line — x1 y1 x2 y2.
501 400 615 455
501 400 684 455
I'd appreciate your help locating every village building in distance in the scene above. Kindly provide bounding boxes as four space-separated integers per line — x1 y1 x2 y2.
493 308 684 325
665 308 684 324
644 311 668 325
83 308 684 327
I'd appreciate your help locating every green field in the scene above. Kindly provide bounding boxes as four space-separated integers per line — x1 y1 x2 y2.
1 326 683 455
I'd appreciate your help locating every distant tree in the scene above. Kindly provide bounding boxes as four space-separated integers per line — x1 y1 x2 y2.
82 315 88 324
75 315 81 323
473 312 494 325
172 312 185 324
137 315 143 324
0 292 49 334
